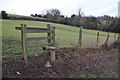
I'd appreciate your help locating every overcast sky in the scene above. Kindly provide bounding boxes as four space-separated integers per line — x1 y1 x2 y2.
0 0 119 17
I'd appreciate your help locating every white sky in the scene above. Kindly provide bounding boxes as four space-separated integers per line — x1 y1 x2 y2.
0 0 119 17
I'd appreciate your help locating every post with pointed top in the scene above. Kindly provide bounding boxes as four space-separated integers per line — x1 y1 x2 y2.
77 26 82 49
21 24 28 63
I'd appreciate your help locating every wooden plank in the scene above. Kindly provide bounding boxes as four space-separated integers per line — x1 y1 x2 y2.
26 30 52 33
27 37 51 40
27 50 47 55
16 27 51 33
16 27 47 30
44 46 56 50
27 27 47 30
21 24 28 63
16 27 21 30
27 43 52 48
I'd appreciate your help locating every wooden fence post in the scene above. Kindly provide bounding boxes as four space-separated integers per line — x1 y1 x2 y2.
96 32 99 47
118 33 120 39
114 33 116 41
52 27 55 47
47 24 56 62
47 24 52 46
105 32 110 43
21 24 28 63
77 26 83 49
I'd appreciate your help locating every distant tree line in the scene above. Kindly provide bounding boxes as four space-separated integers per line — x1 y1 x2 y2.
1 10 119 33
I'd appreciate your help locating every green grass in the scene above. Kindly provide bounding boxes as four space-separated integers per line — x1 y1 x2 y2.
2 19 117 47
80 75 97 78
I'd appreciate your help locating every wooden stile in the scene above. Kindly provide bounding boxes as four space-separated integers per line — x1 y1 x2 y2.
15 24 56 62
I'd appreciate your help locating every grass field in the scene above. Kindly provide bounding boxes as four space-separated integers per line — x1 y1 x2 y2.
2 19 117 47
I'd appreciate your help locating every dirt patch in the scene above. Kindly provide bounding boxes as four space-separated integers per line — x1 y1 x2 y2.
2 40 119 78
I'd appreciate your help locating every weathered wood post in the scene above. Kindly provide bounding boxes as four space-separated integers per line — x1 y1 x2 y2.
105 32 110 43
47 24 56 61
21 24 28 63
47 24 52 46
96 32 99 47
52 27 55 47
77 26 83 49
114 33 116 41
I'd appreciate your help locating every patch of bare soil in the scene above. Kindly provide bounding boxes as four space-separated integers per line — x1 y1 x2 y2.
2 40 119 78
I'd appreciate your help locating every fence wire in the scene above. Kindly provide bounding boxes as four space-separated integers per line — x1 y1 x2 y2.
55 26 79 48
55 26 118 48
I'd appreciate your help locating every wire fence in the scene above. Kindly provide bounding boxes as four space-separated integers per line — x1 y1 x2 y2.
55 26 119 48
55 26 79 48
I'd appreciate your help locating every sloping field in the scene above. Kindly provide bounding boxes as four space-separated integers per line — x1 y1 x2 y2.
2 19 117 47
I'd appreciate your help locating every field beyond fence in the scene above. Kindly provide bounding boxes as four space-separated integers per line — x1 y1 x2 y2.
2 19 118 47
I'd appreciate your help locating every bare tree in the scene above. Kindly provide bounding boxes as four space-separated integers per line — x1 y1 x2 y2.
78 8 82 17
46 9 61 20
77 8 82 26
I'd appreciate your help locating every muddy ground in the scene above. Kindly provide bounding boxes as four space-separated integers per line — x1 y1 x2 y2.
2 40 119 78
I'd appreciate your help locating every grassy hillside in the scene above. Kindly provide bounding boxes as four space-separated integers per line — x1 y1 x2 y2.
8 14 47 20
2 19 117 47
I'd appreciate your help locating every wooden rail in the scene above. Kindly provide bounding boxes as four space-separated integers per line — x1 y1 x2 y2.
27 37 51 40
